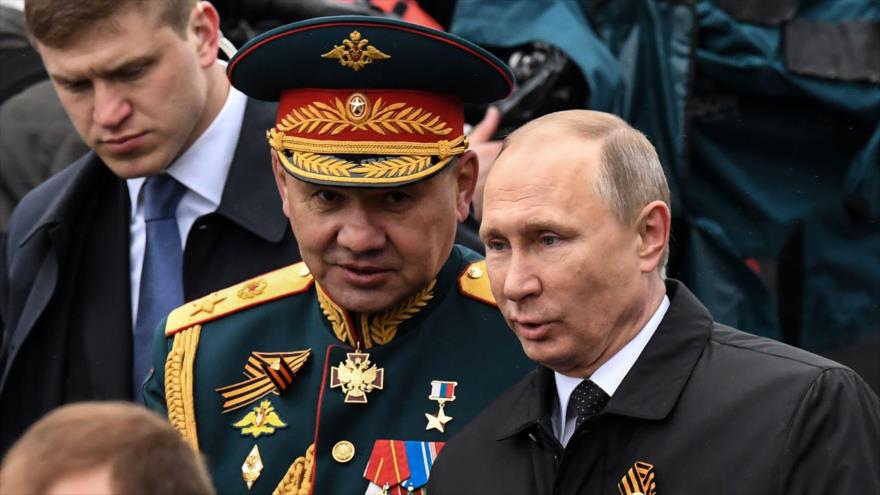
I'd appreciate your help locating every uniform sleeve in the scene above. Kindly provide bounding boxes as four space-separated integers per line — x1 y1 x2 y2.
142 316 172 414
779 367 880 493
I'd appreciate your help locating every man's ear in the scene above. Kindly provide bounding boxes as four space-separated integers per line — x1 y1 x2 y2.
271 150 292 219
635 200 671 274
452 151 478 223
190 1 221 67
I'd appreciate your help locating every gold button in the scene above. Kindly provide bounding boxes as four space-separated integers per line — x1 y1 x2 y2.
466 265 482 279
298 264 311 277
332 440 355 463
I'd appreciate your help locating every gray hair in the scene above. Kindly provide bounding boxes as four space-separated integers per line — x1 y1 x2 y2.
503 110 672 276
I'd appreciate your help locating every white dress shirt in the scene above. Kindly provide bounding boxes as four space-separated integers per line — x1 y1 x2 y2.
127 84 247 327
552 295 670 447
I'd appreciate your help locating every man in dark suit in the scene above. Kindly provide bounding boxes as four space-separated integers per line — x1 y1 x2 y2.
429 110 880 494
0 0 300 453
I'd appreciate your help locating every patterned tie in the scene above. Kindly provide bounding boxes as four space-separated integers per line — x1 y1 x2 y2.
571 379 610 430
132 174 186 402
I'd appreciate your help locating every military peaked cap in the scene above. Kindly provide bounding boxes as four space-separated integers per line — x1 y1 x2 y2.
228 15 514 187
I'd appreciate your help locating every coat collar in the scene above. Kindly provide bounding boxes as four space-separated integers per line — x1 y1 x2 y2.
216 98 289 243
495 280 713 439
18 153 109 247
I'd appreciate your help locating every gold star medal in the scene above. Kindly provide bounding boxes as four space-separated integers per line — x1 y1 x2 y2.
425 380 457 432
330 349 384 403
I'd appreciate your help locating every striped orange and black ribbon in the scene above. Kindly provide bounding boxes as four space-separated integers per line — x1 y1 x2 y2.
618 461 657 495
215 350 310 413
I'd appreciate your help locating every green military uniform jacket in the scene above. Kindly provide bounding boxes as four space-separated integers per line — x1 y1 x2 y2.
145 246 533 494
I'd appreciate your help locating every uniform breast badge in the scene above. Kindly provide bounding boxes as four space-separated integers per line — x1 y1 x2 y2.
330 348 384 403
233 400 288 438
216 349 311 413
424 380 457 433
618 461 657 495
241 445 264 490
364 440 445 495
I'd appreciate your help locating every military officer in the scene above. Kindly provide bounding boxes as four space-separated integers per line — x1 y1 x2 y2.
144 16 534 495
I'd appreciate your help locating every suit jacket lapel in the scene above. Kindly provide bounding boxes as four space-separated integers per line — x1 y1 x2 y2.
216 98 289 243
75 177 131 398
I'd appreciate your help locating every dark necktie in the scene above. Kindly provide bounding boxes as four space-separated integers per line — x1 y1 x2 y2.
133 174 186 402
571 379 610 430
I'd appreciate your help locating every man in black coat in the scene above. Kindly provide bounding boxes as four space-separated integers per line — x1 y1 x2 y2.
0 0 301 453
429 110 880 494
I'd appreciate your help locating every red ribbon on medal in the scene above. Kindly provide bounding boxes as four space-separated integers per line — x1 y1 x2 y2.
363 440 411 489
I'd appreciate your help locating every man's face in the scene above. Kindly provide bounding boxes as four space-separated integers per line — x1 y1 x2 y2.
274 153 476 313
37 4 215 178
480 131 647 376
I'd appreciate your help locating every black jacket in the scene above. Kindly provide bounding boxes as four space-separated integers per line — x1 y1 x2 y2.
0 99 301 452
430 281 880 494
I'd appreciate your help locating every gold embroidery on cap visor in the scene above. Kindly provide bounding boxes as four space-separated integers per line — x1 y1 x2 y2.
267 95 467 185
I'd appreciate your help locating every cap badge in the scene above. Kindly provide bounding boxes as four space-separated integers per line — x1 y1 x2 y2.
346 93 370 123
321 30 390 71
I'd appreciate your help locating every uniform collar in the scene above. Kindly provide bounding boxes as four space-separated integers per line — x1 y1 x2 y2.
314 246 465 349
496 280 713 439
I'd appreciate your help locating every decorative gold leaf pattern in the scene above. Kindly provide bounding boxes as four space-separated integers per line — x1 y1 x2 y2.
291 152 354 177
367 279 436 345
277 98 452 136
317 286 354 346
350 156 433 178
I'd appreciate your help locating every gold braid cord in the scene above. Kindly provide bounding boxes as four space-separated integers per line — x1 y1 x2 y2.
165 325 202 451
273 443 315 495
315 281 435 348
316 284 355 346
278 98 452 137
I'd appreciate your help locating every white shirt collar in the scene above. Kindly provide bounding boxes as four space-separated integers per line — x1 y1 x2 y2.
589 294 670 396
553 295 670 445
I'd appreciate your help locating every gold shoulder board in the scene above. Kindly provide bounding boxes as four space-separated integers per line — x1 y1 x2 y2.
165 262 315 336
458 260 496 306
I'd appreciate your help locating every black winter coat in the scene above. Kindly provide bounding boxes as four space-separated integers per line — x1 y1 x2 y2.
430 281 880 494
